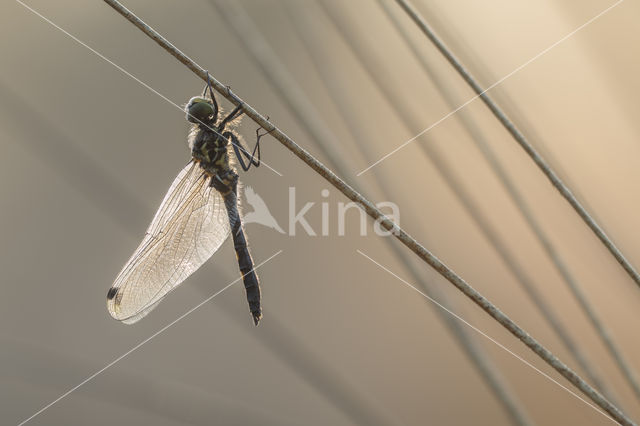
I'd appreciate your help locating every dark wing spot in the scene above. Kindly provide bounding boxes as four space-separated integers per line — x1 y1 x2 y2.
107 287 118 300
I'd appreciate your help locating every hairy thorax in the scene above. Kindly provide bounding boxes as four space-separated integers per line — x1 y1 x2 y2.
189 124 238 195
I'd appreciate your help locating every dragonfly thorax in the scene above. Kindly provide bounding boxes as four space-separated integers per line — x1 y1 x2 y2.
189 126 231 177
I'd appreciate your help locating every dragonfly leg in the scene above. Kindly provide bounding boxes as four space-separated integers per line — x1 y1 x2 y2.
218 103 244 131
224 131 260 172
201 71 219 123
256 123 275 142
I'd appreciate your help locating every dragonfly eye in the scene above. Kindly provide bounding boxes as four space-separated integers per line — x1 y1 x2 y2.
186 97 214 123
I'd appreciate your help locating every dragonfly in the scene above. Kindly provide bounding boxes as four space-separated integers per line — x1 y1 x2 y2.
107 76 265 325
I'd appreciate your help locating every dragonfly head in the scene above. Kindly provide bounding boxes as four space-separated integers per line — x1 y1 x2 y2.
185 96 216 124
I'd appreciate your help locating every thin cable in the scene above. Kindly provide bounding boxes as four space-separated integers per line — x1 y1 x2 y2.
98 1 635 422
357 0 624 176
357 250 618 425
390 0 640 291
376 0 640 402
28 0 633 422
318 0 614 403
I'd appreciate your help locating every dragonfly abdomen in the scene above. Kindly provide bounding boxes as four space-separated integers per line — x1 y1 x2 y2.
223 188 262 325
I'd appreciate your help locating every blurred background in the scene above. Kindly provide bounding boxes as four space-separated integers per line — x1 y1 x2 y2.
1 0 639 424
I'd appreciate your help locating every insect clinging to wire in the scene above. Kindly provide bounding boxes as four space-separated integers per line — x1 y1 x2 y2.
107 73 267 325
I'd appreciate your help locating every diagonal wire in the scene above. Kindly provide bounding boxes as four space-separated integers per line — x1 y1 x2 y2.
317 0 618 405
356 0 623 175
80 0 636 422
356 249 618 425
377 0 640 403
390 0 640 292
215 0 626 422
281 3 533 425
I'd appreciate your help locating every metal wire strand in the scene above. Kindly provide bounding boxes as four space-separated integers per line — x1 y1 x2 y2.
101 1 634 423
377 0 640 403
317 0 618 406
391 0 640 290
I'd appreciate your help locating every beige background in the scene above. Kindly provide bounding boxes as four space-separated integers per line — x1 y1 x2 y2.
1 0 639 425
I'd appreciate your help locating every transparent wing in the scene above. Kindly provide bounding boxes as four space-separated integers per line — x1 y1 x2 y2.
107 161 230 324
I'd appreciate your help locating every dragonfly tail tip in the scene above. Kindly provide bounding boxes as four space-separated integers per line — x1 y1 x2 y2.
252 312 262 326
